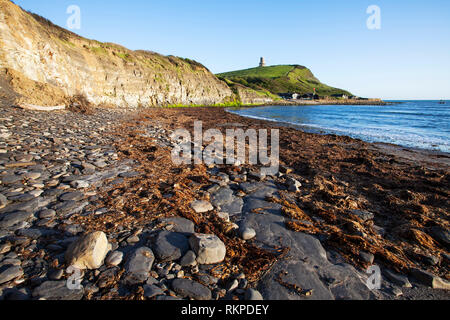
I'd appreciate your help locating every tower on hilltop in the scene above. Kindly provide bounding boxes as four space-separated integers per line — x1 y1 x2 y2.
259 57 266 67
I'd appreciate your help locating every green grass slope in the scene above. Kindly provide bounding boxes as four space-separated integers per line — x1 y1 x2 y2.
217 65 352 97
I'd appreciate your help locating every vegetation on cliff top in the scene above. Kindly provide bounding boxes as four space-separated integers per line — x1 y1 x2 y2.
217 65 352 97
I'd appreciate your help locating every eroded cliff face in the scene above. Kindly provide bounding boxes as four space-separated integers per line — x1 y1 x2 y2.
0 0 235 107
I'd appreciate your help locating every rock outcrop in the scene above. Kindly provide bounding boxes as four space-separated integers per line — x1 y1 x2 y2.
0 0 235 107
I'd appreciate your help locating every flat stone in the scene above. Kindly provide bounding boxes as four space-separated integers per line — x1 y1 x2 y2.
220 197 244 216
59 191 84 202
190 200 214 213
189 233 226 265
245 288 264 300
0 259 21 267
94 160 108 168
153 231 189 262
124 247 155 285
38 209 56 219
0 198 39 213
52 200 87 216
0 265 23 284
65 231 109 270
210 187 233 208
17 228 53 240
24 172 41 180
240 226 256 241
29 190 43 197
239 182 261 194
1 174 22 185
8 193 36 202
430 226 450 249
0 243 11 254
384 269 412 288
119 171 140 178
171 278 212 300
0 211 34 229
32 281 84 300
82 162 96 172
143 284 164 298
105 251 124 267
180 250 197 267
159 217 195 234
410 268 450 290
70 180 90 189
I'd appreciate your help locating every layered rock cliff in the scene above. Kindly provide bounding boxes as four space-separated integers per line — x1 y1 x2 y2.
0 0 239 107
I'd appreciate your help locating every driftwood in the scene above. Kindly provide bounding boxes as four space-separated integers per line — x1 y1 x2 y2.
4 162 36 168
18 103 66 111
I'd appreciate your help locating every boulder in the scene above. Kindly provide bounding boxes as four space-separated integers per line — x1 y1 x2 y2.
171 278 212 300
153 231 190 262
124 247 155 285
189 233 226 265
65 231 109 270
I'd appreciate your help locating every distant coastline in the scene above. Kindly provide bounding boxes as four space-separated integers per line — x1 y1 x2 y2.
233 98 390 108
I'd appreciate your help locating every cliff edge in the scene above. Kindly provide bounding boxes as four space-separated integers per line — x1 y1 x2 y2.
0 0 236 107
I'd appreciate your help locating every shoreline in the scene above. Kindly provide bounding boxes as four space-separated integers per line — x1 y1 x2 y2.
225 106 450 160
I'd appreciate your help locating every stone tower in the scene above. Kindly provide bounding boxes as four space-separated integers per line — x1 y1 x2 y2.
259 57 266 67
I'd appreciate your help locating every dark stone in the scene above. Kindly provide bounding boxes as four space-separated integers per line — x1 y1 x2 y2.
124 247 155 285
143 284 164 298
59 191 84 202
0 265 23 284
153 231 189 262
32 281 84 300
171 278 212 300
430 226 450 249
158 217 195 234
0 211 34 229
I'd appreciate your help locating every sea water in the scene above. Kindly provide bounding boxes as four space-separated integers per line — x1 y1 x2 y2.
228 101 450 153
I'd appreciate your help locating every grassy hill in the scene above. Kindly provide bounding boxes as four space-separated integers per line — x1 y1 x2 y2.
217 65 352 97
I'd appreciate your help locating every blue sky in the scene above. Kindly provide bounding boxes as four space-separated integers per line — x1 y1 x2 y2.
13 0 450 99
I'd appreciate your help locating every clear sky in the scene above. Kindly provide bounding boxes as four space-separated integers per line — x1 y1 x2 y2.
12 0 450 100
